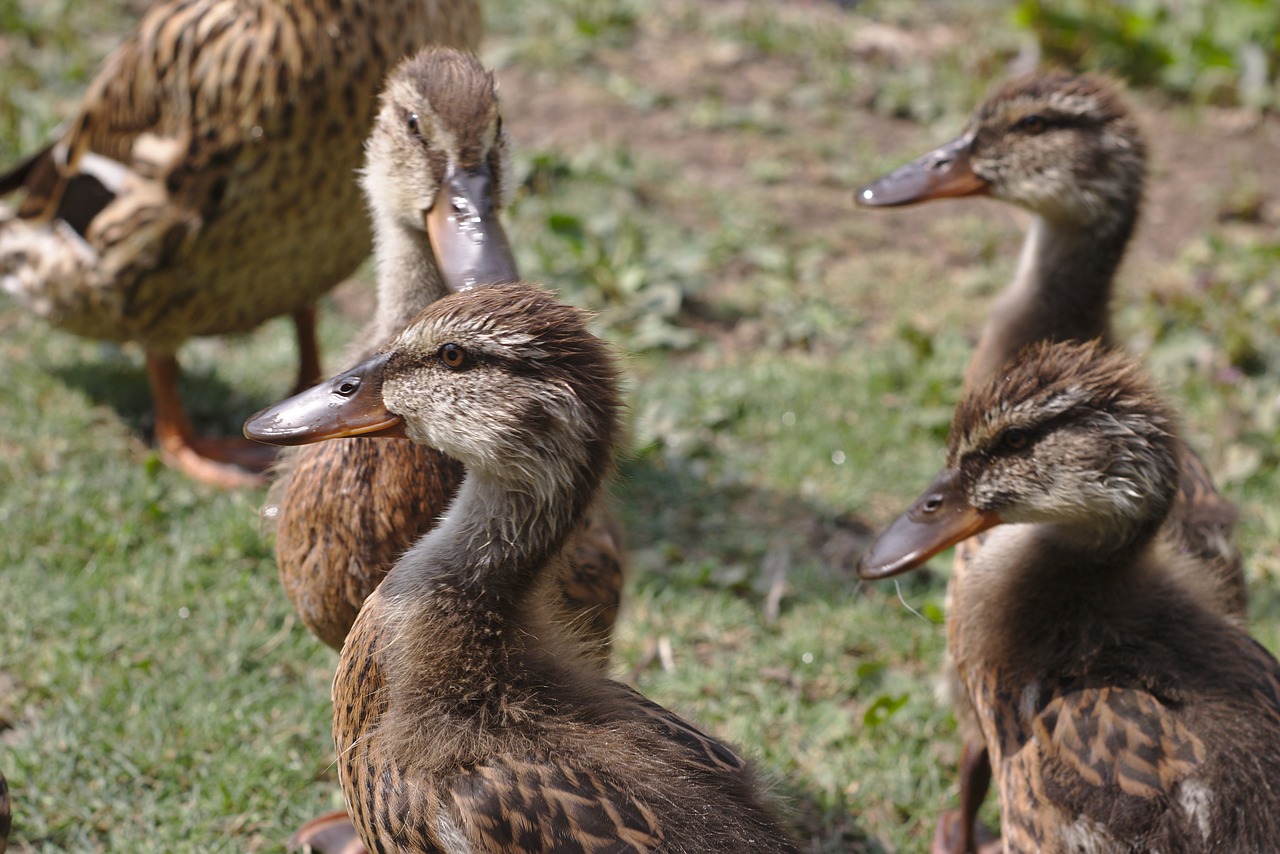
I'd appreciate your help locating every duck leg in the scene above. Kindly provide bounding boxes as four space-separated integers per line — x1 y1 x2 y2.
147 352 277 488
291 305 323 394
931 741 998 854
291 809 365 854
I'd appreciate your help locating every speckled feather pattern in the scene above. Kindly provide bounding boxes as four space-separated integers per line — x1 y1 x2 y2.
275 438 465 650
0 0 482 351
331 285 797 853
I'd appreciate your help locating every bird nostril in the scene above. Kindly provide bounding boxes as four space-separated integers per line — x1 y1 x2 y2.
929 156 953 172
922 495 944 514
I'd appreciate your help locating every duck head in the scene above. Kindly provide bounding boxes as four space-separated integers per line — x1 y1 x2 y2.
363 48 518 291
859 340 1180 579
856 71 1146 229
246 283 621 487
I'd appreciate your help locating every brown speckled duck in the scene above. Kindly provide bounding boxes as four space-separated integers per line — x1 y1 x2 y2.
857 71 1244 852
860 340 1280 854
0 0 482 487
247 283 798 853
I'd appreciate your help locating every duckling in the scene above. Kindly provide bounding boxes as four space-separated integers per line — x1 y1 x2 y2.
270 46 625 659
0 0 482 488
246 283 799 853
857 71 1244 851
857 72 1240 590
860 340 1280 853
858 71 1142 389
269 50 624 853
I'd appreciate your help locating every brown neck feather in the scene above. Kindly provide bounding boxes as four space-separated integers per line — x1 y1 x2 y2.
963 208 1135 393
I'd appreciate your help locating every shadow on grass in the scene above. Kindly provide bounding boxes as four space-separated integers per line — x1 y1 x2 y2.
613 449 919 600
50 354 287 441
611 454 938 852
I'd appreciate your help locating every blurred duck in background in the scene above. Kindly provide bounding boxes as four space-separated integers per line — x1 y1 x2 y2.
0 0 483 487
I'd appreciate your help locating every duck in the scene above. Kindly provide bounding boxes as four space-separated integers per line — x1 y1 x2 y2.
245 282 800 854
0 0 483 488
856 70 1245 852
859 339 1280 853
265 48 626 853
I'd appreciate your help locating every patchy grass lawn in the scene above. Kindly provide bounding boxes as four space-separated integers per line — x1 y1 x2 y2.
3 0 1280 851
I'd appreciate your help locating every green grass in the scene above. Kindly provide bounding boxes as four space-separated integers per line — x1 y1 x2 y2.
4 0 1280 851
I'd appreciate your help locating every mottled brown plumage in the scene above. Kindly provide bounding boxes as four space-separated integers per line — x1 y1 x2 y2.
268 49 625 658
0 0 482 486
860 340 1280 853
858 71 1244 852
248 284 797 853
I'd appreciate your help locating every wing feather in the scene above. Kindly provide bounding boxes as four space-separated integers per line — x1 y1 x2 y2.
451 757 665 853
1035 686 1206 801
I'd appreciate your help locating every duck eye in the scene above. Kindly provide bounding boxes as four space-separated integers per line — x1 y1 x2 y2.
407 113 420 135
1013 114 1046 134
1000 428 1030 451
439 343 469 370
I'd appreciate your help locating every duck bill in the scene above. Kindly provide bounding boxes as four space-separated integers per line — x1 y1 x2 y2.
858 467 1000 579
855 131 988 207
243 352 406 445
426 165 519 292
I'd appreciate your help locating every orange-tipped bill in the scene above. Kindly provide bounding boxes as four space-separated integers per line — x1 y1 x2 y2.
426 165 519 292
855 131 988 208
858 467 1000 579
243 351 406 446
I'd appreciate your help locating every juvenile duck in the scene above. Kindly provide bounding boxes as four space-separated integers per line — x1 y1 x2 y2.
857 71 1244 851
267 50 624 853
0 0 482 487
858 71 1142 389
270 47 624 656
247 283 799 853
859 340 1280 853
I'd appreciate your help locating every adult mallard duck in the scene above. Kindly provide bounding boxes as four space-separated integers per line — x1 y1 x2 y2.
857 71 1244 852
0 0 482 487
860 340 1280 853
247 283 799 853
